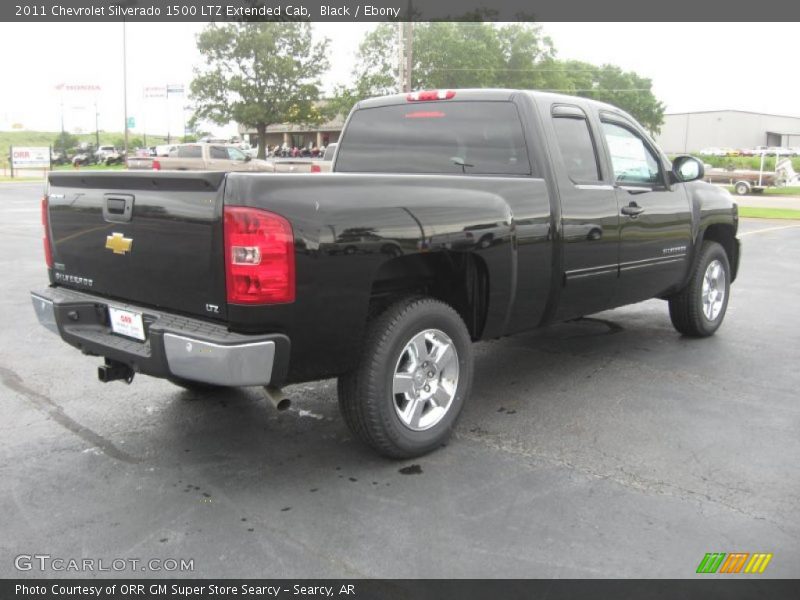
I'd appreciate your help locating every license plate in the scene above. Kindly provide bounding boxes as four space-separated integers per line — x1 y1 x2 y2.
108 306 146 341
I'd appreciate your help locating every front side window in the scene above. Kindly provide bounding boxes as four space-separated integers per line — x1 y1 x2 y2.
601 122 661 185
336 101 531 176
227 147 247 161
552 114 601 183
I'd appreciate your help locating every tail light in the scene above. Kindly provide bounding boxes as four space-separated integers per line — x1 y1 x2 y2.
406 90 455 102
152 160 161 171
310 164 321 173
224 206 295 304
41 196 53 268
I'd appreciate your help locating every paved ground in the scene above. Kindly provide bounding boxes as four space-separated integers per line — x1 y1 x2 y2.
1 182 798 579
737 194 800 209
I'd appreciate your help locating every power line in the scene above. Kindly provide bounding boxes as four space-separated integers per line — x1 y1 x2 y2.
541 89 652 92
419 68 633 73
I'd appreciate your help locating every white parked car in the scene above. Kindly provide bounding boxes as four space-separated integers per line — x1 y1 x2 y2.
94 145 123 165
154 144 178 157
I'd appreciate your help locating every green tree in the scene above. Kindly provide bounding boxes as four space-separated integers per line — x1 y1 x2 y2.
337 23 664 134
555 60 665 134
53 131 79 153
190 22 329 159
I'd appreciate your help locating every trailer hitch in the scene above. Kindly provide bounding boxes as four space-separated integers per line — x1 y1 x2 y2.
98 358 135 384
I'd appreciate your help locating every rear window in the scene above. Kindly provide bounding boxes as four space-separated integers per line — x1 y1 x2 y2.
336 101 531 176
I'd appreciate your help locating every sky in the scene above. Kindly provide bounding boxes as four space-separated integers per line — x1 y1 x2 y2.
0 22 798 138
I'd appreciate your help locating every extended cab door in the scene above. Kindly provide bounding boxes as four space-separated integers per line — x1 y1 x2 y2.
598 114 692 305
544 103 621 320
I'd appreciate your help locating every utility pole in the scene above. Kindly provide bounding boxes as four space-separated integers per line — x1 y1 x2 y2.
405 22 413 93
95 100 100 148
397 22 414 93
122 19 129 155
397 23 404 93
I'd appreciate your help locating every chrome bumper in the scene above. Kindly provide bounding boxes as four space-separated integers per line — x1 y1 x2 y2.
162 333 275 387
31 288 287 387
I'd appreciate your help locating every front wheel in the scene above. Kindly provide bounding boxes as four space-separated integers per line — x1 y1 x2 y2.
338 297 474 458
668 241 731 337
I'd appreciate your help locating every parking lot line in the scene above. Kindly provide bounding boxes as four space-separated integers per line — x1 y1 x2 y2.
739 223 800 237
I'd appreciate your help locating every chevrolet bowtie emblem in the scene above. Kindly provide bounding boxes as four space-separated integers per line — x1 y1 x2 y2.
105 232 133 255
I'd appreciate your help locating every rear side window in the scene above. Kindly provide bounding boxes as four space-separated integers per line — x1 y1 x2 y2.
552 114 601 183
209 146 228 159
177 145 202 159
336 101 531 176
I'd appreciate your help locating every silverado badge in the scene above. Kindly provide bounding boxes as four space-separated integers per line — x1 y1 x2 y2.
105 232 133 255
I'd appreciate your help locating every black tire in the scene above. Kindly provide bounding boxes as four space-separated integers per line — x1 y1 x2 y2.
338 297 474 458
734 181 750 196
668 241 731 337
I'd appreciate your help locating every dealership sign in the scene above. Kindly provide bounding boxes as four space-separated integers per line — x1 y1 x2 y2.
55 83 101 93
144 86 167 98
11 147 50 168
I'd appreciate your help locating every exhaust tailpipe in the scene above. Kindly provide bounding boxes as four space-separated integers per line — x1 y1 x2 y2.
98 359 135 384
263 385 291 411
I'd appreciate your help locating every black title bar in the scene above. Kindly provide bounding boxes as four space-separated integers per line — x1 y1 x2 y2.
4 580 800 600
4 0 800 21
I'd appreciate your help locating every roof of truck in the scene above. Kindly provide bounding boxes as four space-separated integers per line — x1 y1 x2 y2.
356 88 628 119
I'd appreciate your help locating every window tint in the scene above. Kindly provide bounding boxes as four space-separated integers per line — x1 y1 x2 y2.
209 146 228 159
336 101 530 175
177 145 202 159
227 147 246 161
552 115 600 182
601 122 660 185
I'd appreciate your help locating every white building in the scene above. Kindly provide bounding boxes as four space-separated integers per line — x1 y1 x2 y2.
656 110 800 154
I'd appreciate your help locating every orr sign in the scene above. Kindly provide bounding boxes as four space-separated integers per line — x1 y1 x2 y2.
11 147 51 169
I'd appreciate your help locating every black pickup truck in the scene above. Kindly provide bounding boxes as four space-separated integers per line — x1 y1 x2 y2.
32 89 740 458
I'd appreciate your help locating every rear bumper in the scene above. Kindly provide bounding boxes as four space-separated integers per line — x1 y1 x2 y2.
31 287 289 387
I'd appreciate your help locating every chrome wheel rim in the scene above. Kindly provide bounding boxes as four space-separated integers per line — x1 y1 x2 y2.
392 328 459 431
702 259 726 321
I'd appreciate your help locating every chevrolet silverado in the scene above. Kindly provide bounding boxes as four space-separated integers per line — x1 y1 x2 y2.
32 89 740 458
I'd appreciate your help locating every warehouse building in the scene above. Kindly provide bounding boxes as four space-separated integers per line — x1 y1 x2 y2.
656 110 800 153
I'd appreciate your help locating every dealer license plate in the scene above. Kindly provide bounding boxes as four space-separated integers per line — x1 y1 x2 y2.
108 306 146 341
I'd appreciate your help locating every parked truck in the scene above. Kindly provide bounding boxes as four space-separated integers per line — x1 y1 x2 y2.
127 143 276 172
32 89 740 458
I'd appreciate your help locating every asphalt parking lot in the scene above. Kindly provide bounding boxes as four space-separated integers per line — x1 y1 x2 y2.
1 181 798 579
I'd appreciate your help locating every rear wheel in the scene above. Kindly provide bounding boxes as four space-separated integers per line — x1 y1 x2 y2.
668 241 731 337
338 297 473 458
734 181 750 196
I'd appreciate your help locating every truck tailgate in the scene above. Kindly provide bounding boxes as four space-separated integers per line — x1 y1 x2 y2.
46 171 228 320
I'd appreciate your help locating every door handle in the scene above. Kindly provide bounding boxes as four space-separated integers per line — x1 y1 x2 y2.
621 202 645 217
103 194 134 223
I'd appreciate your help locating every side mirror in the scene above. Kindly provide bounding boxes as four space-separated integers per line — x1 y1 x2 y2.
671 155 704 183
244 154 251 162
